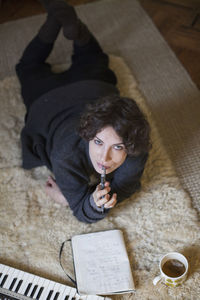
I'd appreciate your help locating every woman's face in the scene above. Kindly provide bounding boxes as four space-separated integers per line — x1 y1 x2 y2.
89 126 127 174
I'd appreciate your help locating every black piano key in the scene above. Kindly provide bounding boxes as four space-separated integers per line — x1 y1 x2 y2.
64 296 69 300
30 284 38 298
46 290 53 300
0 273 2 278
15 279 23 293
9 277 17 290
0 274 8 287
71 298 76 300
36 286 44 299
24 283 32 296
53 292 59 300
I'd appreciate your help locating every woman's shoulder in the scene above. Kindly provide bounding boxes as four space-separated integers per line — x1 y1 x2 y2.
51 130 85 158
116 152 148 175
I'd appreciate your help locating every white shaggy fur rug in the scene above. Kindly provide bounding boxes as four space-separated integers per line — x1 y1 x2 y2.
0 56 199 300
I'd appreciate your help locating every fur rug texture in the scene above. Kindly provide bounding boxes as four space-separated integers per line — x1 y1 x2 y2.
0 56 199 300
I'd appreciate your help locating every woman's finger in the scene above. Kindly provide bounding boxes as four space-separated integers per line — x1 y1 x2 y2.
96 185 111 199
96 194 110 207
104 193 117 208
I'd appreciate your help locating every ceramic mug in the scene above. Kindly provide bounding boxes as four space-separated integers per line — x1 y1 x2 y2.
153 252 188 287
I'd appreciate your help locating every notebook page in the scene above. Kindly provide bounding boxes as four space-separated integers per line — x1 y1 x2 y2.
71 229 135 295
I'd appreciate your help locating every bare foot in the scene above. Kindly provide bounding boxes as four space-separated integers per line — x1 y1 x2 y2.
45 176 68 206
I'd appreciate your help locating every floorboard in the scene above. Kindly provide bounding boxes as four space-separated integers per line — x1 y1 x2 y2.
0 0 199 89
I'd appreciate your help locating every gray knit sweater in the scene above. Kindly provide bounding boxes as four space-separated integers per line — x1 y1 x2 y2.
21 80 148 223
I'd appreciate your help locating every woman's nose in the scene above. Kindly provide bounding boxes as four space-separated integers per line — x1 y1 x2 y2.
101 149 111 163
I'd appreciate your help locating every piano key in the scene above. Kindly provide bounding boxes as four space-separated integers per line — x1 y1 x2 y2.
34 277 46 299
35 276 53 299
0 265 10 286
68 288 77 300
0 264 5 273
13 270 26 292
56 283 71 300
54 292 60 300
1 265 10 274
18 272 35 295
39 279 55 299
15 279 23 293
13 270 28 295
47 289 54 300
48 282 62 300
8 268 20 291
25 274 40 298
1 267 16 288
36 286 44 299
52 282 73 300
30 284 39 297
0 274 8 287
24 282 32 296
9 277 17 290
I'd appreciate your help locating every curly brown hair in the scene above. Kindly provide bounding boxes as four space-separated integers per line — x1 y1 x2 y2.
78 95 151 156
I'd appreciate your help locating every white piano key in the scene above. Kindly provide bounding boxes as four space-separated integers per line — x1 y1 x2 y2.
35 276 53 299
46 281 61 300
68 287 77 300
40 279 55 299
24 275 36 296
0 265 10 286
15 270 29 295
8 268 21 291
34 276 46 299
1 267 15 289
13 270 26 292
18 272 35 295
26 274 41 298
0 263 6 273
56 283 71 300
45 282 58 300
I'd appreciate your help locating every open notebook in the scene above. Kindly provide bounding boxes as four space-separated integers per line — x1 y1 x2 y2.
71 229 135 295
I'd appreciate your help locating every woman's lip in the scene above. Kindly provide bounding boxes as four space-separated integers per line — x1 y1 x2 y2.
97 163 109 170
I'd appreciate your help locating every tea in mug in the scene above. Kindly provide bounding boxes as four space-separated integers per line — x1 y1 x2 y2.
162 259 186 278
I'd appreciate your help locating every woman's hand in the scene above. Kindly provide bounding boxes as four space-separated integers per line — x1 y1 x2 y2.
92 181 117 209
45 176 68 206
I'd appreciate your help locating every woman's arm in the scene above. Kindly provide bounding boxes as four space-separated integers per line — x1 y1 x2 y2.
110 152 148 203
52 157 111 223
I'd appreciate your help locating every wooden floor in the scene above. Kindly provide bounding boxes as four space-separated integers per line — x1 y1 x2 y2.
0 0 199 89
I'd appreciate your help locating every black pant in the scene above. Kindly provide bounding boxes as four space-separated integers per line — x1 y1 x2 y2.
16 34 117 111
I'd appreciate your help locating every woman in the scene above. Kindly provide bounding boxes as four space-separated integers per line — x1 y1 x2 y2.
16 0 151 223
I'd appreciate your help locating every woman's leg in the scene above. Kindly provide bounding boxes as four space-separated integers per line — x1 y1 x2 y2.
16 0 117 110
16 0 92 110
16 14 61 110
48 1 117 85
66 36 117 85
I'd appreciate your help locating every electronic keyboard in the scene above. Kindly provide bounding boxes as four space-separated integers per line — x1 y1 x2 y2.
0 263 111 300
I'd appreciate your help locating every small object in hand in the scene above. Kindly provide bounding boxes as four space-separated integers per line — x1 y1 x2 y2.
100 166 106 190
100 166 106 211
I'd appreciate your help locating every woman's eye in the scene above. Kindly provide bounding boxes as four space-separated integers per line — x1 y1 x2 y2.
94 139 102 145
114 145 124 150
